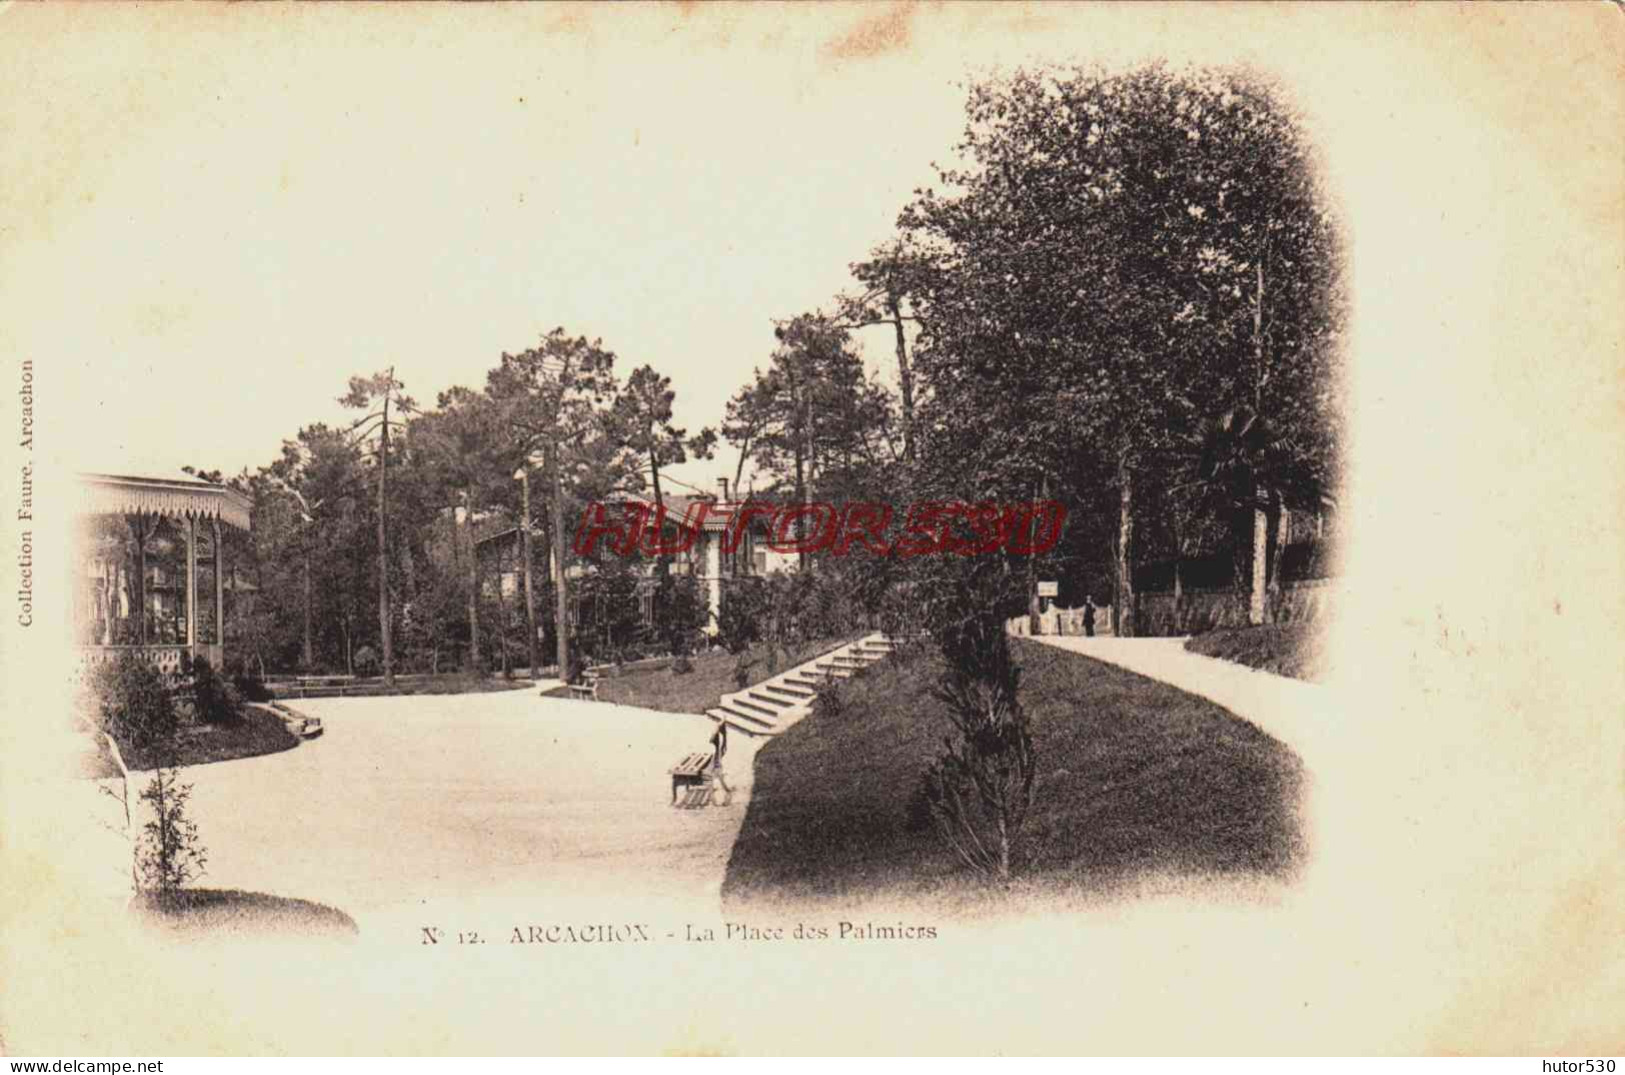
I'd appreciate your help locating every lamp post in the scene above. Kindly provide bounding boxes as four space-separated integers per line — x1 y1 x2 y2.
513 465 540 679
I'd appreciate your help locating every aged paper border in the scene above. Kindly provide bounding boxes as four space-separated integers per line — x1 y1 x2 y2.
2 2 1621 1056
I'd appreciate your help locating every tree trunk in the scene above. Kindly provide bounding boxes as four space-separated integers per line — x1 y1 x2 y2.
497 542 511 679
1249 483 1269 626
549 434 571 680
1114 458 1135 638
377 387 395 686
520 470 539 678
888 293 915 462
1173 556 1184 635
301 552 314 671
1248 245 1271 628
1269 495 1289 592
790 367 809 573
464 487 481 671
1111 454 1137 639
1026 479 1043 635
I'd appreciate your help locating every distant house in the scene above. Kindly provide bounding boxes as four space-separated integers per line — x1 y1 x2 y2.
474 477 794 633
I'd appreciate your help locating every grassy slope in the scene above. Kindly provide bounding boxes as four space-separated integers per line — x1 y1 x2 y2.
130 888 358 939
561 636 859 716
722 637 1305 913
1184 623 1326 681
121 706 301 772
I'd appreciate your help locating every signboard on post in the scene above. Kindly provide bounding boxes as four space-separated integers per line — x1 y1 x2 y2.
1037 581 1059 598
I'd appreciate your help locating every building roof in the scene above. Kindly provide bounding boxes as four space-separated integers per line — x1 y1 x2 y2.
78 471 252 530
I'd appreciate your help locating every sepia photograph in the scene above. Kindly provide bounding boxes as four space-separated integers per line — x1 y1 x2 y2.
1 1 1621 1059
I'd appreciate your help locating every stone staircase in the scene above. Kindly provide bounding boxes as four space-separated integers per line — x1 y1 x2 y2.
705 632 900 737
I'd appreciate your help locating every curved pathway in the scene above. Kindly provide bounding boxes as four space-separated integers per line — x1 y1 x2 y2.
1023 635 1340 763
182 689 759 935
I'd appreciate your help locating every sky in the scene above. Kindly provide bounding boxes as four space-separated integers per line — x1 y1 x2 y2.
2 4 1009 490
1 1 1489 494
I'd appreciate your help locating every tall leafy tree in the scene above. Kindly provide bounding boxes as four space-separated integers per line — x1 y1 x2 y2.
411 386 508 670
612 364 717 511
261 424 366 671
487 328 624 677
724 314 899 567
899 64 1345 632
835 238 934 463
339 369 415 683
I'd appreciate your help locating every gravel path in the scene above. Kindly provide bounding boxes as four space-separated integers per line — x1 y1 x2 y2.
183 690 755 933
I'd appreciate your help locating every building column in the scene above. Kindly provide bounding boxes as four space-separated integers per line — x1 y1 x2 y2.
705 532 722 633
213 516 225 667
185 515 198 659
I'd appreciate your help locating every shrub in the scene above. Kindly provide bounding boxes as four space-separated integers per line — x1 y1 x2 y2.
717 581 766 655
184 655 242 725
136 767 207 893
655 572 709 656
812 678 848 719
732 652 757 691
224 655 272 702
923 615 1035 883
88 654 177 753
353 645 380 678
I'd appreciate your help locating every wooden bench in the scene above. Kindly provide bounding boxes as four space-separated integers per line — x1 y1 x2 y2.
675 784 713 809
669 751 712 805
566 674 601 702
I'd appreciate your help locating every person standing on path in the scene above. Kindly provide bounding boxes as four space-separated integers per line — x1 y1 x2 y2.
708 719 734 807
1083 595 1097 638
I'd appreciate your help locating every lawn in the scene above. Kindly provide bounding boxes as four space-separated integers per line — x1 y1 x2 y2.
119 705 302 772
547 636 860 716
130 888 358 940
721 637 1306 913
266 671 536 699
1184 622 1327 681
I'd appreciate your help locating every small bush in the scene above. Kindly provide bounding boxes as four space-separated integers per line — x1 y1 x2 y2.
136 767 207 893
88 654 177 753
224 655 272 702
717 581 766 655
732 652 757 691
185 655 242 725
813 679 848 719
353 645 380 678
922 593 1036 883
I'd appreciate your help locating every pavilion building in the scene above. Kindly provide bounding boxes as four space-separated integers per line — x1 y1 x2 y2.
74 471 253 680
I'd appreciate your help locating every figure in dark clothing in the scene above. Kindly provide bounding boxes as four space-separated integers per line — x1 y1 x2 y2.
708 719 734 806
1083 595 1097 638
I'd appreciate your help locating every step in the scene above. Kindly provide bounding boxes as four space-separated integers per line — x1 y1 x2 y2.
760 682 816 701
785 672 831 688
707 705 776 735
726 695 780 719
746 691 799 711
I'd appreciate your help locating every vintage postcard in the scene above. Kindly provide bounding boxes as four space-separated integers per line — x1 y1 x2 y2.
1 2 1621 1058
